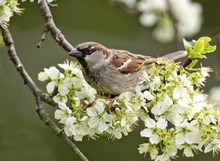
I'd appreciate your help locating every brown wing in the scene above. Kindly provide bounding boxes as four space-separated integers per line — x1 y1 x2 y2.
112 49 158 74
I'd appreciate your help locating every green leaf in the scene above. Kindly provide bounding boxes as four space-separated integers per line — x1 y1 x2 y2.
204 45 216 54
183 36 216 59
194 40 204 53
183 38 192 51
189 48 205 59
198 37 211 43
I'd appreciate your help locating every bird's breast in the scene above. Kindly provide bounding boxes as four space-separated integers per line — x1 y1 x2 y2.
82 65 147 95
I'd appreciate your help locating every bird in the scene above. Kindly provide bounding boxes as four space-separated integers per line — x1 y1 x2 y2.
69 42 187 95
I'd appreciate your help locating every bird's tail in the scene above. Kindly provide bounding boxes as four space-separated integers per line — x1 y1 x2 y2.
161 50 188 63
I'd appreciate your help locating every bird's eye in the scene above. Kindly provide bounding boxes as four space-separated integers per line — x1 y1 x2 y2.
86 48 95 55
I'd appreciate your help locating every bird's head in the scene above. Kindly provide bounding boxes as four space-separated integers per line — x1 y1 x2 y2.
69 42 111 70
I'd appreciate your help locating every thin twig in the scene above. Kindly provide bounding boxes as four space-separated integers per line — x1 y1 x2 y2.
1 26 89 161
38 0 73 52
40 92 58 107
183 58 192 68
48 3 58 8
37 25 49 48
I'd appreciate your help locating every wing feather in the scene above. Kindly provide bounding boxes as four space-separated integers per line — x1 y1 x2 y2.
112 50 157 73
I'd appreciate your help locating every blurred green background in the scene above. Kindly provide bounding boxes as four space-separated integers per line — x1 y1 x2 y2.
1 0 220 161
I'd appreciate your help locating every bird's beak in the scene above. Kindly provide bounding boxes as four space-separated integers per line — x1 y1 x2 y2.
69 48 83 58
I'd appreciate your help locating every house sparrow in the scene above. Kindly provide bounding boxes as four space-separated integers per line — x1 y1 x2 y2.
69 42 187 95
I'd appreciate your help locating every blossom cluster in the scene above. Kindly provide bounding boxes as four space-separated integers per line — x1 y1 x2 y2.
38 37 220 160
0 0 22 27
38 61 142 141
112 0 202 43
138 60 220 160
38 60 220 160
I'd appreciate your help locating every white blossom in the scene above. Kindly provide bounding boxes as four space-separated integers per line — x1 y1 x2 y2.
151 76 161 90
44 66 60 80
114 0 202 42
86 99 109 133
173 87 180 100
203 114 216 125
58 60 82 77
204 138 220 154
141 117 167 144
175 120 202 145
143 90 154 101
54 103 72 124
156 117 167 129
53 94 68 104
46 81 56 94
138 143 150 155
155 154 170 161
209 85 220 100
0 0 23 27
138 143 159 159
139 13 158 27
38 71 49 81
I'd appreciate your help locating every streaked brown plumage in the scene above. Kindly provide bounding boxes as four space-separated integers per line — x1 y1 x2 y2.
69 42 187 95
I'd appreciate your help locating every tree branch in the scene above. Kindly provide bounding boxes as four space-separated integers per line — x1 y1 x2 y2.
38 0 73 52
1 26 89 161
